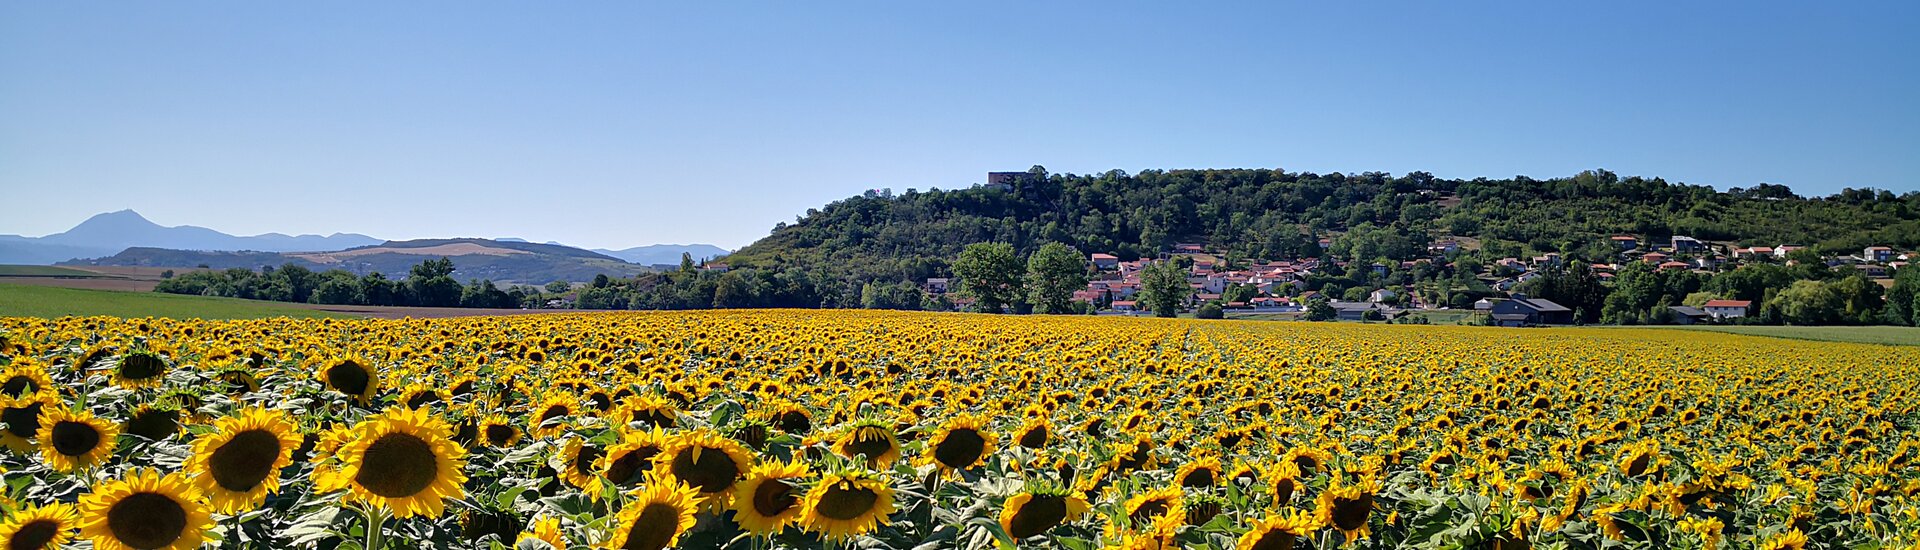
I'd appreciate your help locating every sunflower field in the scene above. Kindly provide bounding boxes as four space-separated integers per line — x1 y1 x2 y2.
1 311 1918 549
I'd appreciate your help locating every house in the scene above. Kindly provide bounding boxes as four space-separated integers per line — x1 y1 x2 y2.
1657 261 1692 272
1489 295 1574 326
1735 246 1773 259
1642 252 1670 265
1852 264 1889 278
925 278 950 294
1428 240 1459 255
1368 288 1398 303
984 172 1033 191
1702 300 1751 319
1331 301 1390 321
1672 236 1707 253
1773 245 1806 259
1473 298 1494 311
1865 246 1896 262
701 263 730 273
1090 253 1120 270
1530 253 1562 269
1110 300 1138 312
1173 243 1206 253
1667 306 1709 325
1610 235 1639 250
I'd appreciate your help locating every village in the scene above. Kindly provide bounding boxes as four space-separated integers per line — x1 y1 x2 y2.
922 236 1914 326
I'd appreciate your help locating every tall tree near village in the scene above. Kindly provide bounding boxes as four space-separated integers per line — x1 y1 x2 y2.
1138 260 1189 318
1025 242 1090 314
954 242 1021 313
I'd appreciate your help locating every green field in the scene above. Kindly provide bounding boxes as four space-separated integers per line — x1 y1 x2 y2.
1645 325 1920 346
0 265 110 277
0 283 347 319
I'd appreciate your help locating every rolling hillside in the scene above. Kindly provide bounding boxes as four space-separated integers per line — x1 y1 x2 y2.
61 238 652 283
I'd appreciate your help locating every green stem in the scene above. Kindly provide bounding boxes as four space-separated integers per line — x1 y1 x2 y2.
362 503 388 550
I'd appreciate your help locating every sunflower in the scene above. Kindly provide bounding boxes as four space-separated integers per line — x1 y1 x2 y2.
923 414 998 473
399 383 448 410
654 429 756 510
36 407 120 473
800 469 897 540
1758 528 1807 550
765 401 813 434
0 362 56 407
1315 477 1378 543
1235 508 1318 550
529 394 578 438
731 459 812 537
999 487 1091 539
122 403 183 442
559 437 608 497
314 406 467 518
479 414 522 448
2 401 46 454
516 515 567 548
1176 457 1223 489
600 428 669 489
214 367 261 395
316 356 380 404
833 419 901 468
618 394 679 429
186 407 302 513
1111 486 1185 539
1014 417 1051 449
0 502 78 550
602 473 701 550
1617 439 1662 478
111 350 170 389
77 469 213 550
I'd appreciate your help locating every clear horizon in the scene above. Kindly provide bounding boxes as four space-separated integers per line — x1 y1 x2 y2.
4 2 1916 250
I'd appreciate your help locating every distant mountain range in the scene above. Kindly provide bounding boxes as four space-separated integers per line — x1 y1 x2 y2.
2 210 730 283
0 210 383 264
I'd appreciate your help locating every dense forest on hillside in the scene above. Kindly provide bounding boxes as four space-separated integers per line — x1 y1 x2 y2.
586 167 1918 313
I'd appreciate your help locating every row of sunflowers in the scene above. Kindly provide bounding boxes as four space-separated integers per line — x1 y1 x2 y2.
1 310 1918 549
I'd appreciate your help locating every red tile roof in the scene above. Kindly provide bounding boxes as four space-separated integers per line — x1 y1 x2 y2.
1703 300 1751 308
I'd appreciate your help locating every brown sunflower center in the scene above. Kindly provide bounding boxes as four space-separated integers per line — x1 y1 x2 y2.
1272 478 1296 504
538 406 568 425
1624 454 1651 477
571 445 604 478
106 492 188 550
209 429 282 492
815 484 879 521
619 502 683 550
1005 495 1068 539
118 354 165 381
7 518 60 550
484 424 516 446
355 432 439 498
1128 499 1171 524
49 420 102 457
1018 426 1048 449
1180 467 1216 488
932 428 987 469
842 428 893 461
668 446 740 493
750 479 798 517
1331 493 1372 531
1 403 41 438
605 447 658 486
774 411 810 434
124 409 181 441
325 362 371 396
406 392 440 409
0 375 35 398
1244 529 1297 550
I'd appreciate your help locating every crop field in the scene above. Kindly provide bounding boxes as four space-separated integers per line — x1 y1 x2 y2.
0 283 348 320
1 311 1917 549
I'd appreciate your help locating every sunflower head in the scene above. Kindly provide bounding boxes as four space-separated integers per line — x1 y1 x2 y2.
316 356 380 404
37 406 120 474
922 413 998 473
0 362 56 407
998 484 1091 540
833 419 901 469
0 502 78 550
654 429 757 511
187 407 303 514
603 473 701 550
1314 476 1379 543
801 469 898 541
313 406 467 518
1234 508 1318 550
77 469 214 550
600 427 669 489
731 459 813 537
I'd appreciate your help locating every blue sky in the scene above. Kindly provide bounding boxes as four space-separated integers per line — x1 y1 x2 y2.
3 2 1915 249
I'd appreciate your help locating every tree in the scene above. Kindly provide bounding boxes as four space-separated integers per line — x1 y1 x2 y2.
1305 296 1337 321
1025 242 1090 314
954 242 1022 313
1195 302 1224 319
1887 268 1920 326
1770 280 1843 325
680 253 695 273
545 281 571 294
1138 261 1189 318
